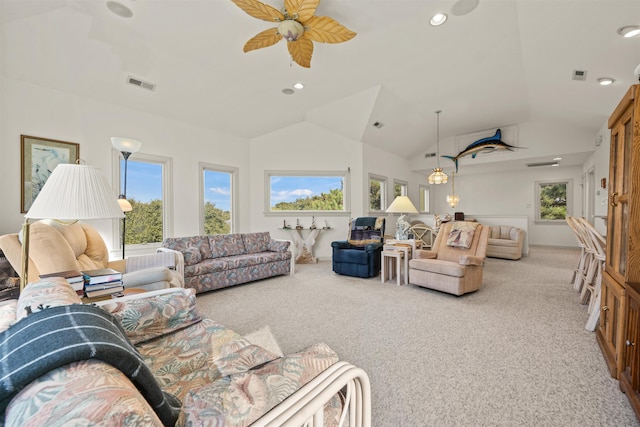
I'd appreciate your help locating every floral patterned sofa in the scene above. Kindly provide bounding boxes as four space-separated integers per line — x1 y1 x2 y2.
160 232 294 294
0 278 371 426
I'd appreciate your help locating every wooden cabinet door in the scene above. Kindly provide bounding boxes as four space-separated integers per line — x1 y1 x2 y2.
598 272 626 377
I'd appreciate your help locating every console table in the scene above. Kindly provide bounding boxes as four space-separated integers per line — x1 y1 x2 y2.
281 228 322 264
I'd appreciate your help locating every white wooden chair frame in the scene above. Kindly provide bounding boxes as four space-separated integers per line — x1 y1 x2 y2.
253 361 372 427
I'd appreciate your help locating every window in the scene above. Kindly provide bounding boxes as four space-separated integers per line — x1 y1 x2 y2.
393 180 408 198
535 180 572 222
113 152 173 249
419 185 430 213
265 171 349 215
368 174 387 212
200 163 237 234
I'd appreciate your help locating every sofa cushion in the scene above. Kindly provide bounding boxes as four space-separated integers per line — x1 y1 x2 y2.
488 238 519 248
99 288 202 345
0 300 17 332
163 236 212 261
409 258 466 277
268 239 290 253
16 278 82 321
242 232 270 254
185 258 229 277
500 225 514 240
209 234 246 258
183 246 202 266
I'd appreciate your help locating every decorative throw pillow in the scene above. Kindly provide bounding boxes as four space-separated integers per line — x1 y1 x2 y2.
99 288 202 344
348 218 383 247
17 278 82 321
446 222 478 249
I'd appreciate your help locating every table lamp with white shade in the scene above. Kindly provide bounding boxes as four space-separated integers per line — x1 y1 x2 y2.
386 196 419 240
20 163 123 290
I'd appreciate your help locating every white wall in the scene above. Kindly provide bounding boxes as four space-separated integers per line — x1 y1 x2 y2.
0 77 250 251
582 121 611 235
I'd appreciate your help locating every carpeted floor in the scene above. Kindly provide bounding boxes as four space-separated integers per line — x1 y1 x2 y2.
196 245 639 426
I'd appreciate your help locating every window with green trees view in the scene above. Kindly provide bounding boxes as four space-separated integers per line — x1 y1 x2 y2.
267 172 347 212
369 174 387 212
535 180 571 222
202 165 235 234
118 155 172 247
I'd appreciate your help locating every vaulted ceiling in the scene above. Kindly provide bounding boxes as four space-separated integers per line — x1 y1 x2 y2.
2 0 639 172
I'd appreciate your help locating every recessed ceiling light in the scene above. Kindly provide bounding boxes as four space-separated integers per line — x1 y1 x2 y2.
430 13 448 26
551 163 559 167
617 25 640 38
106 1 133 18
553 157 563 161
293 82 304 90
282 88 294 95
598 77 615 86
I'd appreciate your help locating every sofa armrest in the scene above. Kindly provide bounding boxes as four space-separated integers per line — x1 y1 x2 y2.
270 238 295 275
331 240 351 249
123 266 175 290
364 242 383 252
459 255 484 266
158 247 185 280
415 249 437 259
4 360 163 426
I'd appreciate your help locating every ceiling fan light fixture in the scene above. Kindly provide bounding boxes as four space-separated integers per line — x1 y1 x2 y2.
617 25 640 38
430 13 448 26
277 19 304 41
598 77 615 86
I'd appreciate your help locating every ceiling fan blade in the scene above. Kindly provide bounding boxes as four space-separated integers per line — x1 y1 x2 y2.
287 37 313 68
284 0 319 22
304 16 356 44
231 0 284 22
244 28 283 52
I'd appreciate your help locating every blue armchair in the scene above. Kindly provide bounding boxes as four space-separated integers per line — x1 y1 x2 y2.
331 217 385 278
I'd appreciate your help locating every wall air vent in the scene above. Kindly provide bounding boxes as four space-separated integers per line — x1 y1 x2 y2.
572 69 587 81
526 161 559 167
424 152 436 158
127 76 156 91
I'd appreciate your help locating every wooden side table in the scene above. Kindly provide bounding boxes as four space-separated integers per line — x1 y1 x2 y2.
381 250 404 286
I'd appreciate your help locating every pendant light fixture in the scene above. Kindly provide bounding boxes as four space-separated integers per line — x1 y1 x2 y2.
428 110 448 185
447 172 460 208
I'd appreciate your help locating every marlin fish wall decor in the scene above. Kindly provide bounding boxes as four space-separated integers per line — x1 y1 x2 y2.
443 129 519 172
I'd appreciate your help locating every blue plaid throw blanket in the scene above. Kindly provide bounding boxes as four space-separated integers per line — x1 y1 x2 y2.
0 304 181 426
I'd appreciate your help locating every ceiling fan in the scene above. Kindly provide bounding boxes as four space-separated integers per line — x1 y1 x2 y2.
230 0 356 68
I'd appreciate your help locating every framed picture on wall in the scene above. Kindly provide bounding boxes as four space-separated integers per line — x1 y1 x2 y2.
20 135 80 213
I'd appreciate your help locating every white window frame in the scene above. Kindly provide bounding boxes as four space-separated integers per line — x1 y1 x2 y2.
264 170 350 216
368 173 387 214
112 151 173 253
419 184 431 213
199 162 238 234
534 179 572 223
393 179 408 199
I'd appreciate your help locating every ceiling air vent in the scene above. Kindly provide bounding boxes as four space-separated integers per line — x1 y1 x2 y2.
572 69 587 81
424 152 436 158
526 161 559 168
127 76 156 91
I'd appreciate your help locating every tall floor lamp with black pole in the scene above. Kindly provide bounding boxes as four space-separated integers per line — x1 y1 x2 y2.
111 137 142 259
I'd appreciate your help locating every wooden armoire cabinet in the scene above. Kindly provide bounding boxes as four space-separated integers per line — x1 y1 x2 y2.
595 84 640 418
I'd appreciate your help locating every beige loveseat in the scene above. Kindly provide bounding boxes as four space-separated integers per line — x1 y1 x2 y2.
0 221 183 291
486 225 525 260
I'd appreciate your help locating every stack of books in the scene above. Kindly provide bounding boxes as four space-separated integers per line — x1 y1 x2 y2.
40 269 85 296
82 268 124 298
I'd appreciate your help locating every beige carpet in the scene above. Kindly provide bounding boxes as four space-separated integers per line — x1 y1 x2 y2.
196 246 639 426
